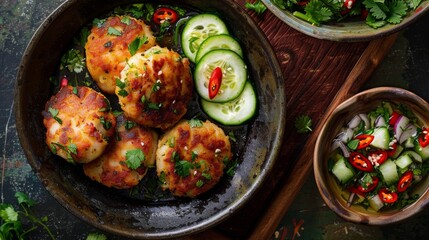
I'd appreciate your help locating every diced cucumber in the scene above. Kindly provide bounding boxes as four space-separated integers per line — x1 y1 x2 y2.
195 34 243 63
368 194 384 211
331 156 355 184
194 49 247 102
379 159 399 186
181 13 229 62
200 81 257 125
370 127 390 150
395 154 413 169
415 143 429 161
401 150 422 162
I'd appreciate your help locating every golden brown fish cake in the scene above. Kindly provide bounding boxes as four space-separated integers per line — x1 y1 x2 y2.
156 120 232 197
42 86 116 164
83 116 158 189
116 46 193 130
85 15 156 94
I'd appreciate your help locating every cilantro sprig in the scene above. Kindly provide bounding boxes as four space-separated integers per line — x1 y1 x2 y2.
0 192 55 239
294 115 313 134
274 0 426 28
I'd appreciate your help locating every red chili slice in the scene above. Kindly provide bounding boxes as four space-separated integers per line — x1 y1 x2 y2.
208 67 223 99
153 7 178 25
357 176 379 193
349 152 374 172
368 150 388 165
378 188 398 203
389 111 401 126
355 134 374 149
418 128 429 148
348 186 365 196
61 77 68 87
397 171 413 192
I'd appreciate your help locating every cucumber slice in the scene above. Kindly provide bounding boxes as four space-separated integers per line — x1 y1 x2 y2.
395 154 413 169
200 81 257 125
181 13 229 62
195 34 243 63
368 194 384 211
415 143 429 160
331 155 355 184
379 159 399 186
370 127 390 150
194 49 247 102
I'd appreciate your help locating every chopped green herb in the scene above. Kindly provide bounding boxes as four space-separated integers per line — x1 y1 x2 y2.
60 48 85 73
86 232 107 240
108 27 122 36
121 16 132 25
245 0 267 15
92 18 106 28
100 116 112 130
128 36 148 56
168 137 175 147
175 160 193 177
196 180 204 187
125 149 145 170
188 118 203 128
118 89 129 97
152 80 161 92
48 107 62 125
228 131 237 142
294 115 313 134
73 26 90 47
191 151 198 161
124 120 137 130
202 172 212 180
113 110 123 117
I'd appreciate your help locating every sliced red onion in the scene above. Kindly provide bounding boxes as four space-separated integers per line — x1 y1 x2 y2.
348 115 362 129
358 113 370 130
332 139 350 158
375 115 386 127
394 115 410 141
337 128 354 143
399 123 418 144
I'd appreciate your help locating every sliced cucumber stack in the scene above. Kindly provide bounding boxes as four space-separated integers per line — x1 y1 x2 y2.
195 34 243 63
181 13 229 63
200 81 257 125
181 13 257 125
194 49 247 103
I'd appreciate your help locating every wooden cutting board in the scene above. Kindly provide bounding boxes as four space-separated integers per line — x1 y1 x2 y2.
187 1 399 239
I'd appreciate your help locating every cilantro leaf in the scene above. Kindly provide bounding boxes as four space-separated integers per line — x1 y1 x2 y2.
245 0 267 15
108 27 122 36
60 48 85 73
175 160 193 177
0 206 18 222
294 115 313 134
188 118 203 128
87 232 107 240
126 149 145 170
363 0 388 20
15 192 36 208
128 36 148 56
386 0 409 24
48 107 62 125
121 16 132 25
304 0 333 23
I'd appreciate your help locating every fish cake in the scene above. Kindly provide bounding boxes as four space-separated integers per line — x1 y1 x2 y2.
116 46 193 130
83 115 158 189
85 15 156 94
42 86 116 163
156 120 232 197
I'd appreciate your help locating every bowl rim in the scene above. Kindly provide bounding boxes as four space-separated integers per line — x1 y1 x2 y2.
261 0 429 42
14 0 286 238
314 87 429 225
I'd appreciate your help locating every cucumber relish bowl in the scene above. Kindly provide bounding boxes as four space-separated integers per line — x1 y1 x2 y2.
314 87 429 225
